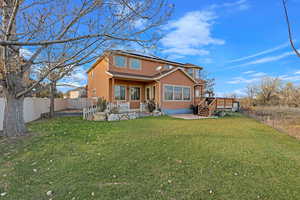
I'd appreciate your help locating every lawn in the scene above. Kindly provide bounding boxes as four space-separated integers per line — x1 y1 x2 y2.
0 114 299 200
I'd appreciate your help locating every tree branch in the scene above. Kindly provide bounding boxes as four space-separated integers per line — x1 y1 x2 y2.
0 34 147 46
282 0 300 57
5 0 20 40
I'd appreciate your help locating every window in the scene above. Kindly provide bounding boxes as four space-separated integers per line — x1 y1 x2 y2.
195 89 200 97
130 58 141 70
164 86 173 100
183 88 191 100
164 85 191 101
91 71 94 78
115 56 126 68
195 69 201 79
163 65 174 70
130 87 140 100
114 85 126 100
187 68 194 77
174 87 183 100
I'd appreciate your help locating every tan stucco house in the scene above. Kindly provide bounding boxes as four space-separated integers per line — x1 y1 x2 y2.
86 50 208 114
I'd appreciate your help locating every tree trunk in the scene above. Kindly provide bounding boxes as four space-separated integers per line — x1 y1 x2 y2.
49 81 56 118
2 93 27 137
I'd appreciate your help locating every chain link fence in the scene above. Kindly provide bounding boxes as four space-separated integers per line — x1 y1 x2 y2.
241 106 300 140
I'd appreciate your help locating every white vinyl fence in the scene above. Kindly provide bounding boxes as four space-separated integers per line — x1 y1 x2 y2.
0 97 94 131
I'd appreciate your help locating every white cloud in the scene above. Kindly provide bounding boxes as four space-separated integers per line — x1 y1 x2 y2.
72 70 86 82
279 74 300 82
227 42 289 63
160 1 250 59
243 70 255 74
227 70 300 87
295 70 300 74
227 51 295 70
215 88 246 97
232 89 247 96
227 71 268 84
227 76 260 84
250 72 267 77
210 0 250 11
133 18 147 29
161 10 225 57
241 51 293 65
58 67 87 90
20 48 33 59
202 58 214 64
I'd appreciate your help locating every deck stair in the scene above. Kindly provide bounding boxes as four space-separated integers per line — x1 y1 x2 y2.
197 98 217 117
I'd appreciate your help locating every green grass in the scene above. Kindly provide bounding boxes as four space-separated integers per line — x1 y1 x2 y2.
0 114 299 200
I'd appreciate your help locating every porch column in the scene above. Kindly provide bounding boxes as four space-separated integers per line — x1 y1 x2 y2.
126 84 130 102
111 78 115 102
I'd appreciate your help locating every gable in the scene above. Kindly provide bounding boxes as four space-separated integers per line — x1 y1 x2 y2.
159 69 195 85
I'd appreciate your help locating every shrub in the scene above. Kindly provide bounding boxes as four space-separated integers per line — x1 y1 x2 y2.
97 97 107 112
146 100 156 113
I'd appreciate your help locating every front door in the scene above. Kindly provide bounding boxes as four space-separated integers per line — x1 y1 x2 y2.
145 85 156 101
130 86 141 109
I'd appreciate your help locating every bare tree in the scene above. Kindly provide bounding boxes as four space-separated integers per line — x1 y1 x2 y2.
200 70 215 97
282 0 300 57
257 77 282 105
279 82 300 107
246 84 258 106
0 0 172 137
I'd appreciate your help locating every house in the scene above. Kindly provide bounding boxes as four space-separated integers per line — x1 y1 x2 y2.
87 50 237 115
87 50 205 114
65 87 87 99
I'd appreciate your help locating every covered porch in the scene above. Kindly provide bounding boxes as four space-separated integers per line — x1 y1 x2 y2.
109 77 160 111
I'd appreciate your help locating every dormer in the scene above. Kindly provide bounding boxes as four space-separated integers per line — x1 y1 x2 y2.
184 63 203 80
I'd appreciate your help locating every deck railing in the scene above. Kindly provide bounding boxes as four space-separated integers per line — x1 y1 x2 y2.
208 98 217 116
83 102 147 120
83 104 99 120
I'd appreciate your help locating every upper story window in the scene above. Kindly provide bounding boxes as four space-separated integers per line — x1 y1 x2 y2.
195 69 201 79
130 58 141 70
163 65 174 70
187 68 194 77
186 68 201 79
114 56 126 68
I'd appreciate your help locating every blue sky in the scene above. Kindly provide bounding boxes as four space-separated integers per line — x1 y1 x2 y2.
63 0 300 96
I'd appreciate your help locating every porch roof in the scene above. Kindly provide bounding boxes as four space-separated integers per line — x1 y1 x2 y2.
106 68 199 84
106 69 174 81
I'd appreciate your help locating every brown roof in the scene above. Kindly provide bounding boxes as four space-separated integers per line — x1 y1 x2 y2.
111 50 186 67
110 50 203 69
86 50 203 73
